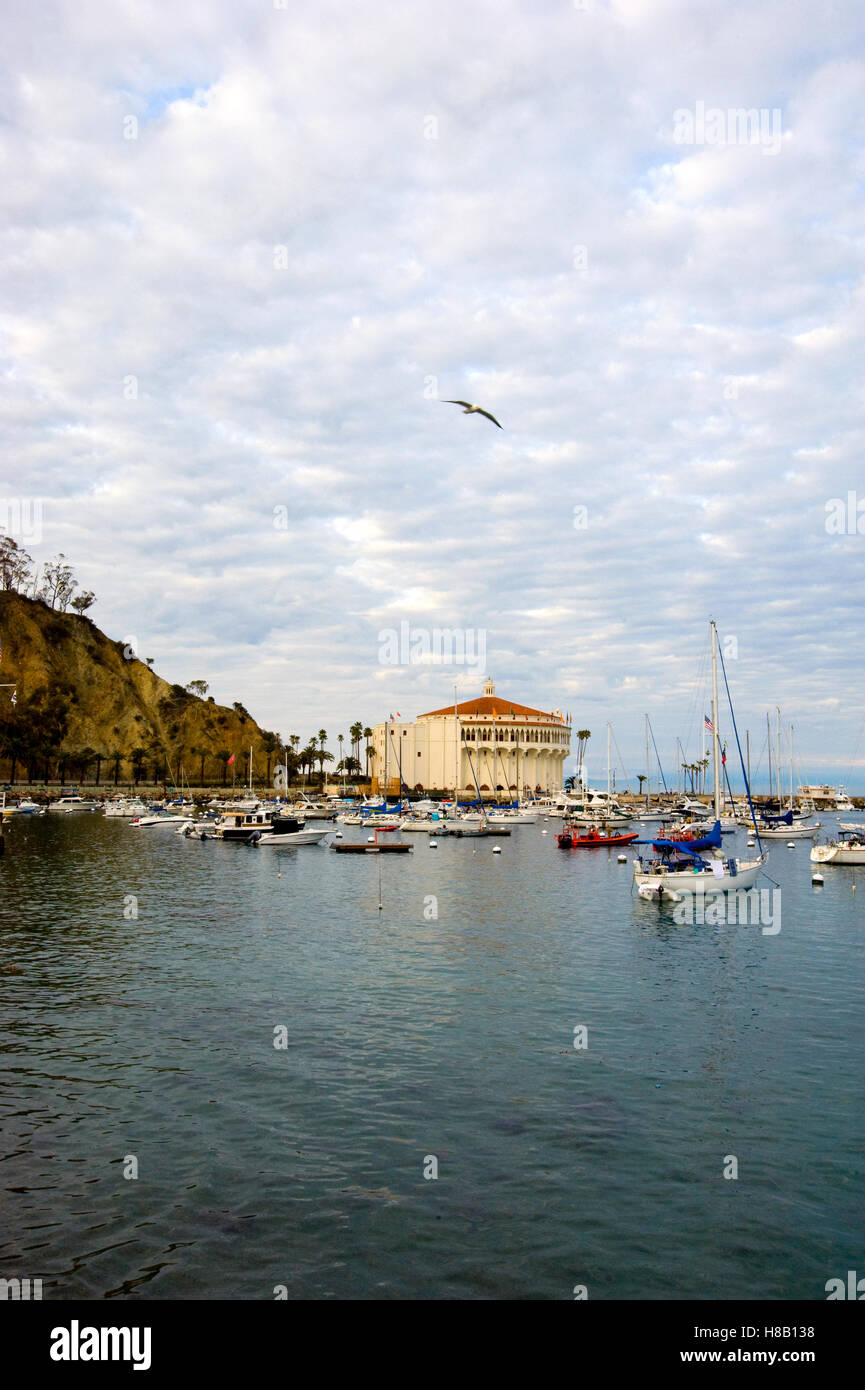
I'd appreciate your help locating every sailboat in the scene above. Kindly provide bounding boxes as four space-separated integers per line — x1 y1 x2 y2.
632 621 768 897
569 725 633 826
757 723 820 837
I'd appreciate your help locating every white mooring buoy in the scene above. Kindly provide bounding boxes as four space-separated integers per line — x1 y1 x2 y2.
367 835 375 843
335 831 343 838
812 873 824 885
787 841 796 848
492 846 502 854
429 840 437 848
617 854 627 863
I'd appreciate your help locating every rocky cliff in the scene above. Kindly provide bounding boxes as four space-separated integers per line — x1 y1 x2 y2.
0 591 278 785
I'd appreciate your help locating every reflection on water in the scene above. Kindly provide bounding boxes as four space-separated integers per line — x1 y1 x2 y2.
1 813 863 1299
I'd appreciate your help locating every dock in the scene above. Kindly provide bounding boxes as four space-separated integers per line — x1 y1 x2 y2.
332 842 413 853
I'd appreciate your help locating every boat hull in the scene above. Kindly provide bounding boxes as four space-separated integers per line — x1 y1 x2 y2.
558 831 638 848
633 855 765 894
810 843 865 864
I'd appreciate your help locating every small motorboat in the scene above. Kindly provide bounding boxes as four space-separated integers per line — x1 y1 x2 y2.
637 882 683 903
557 824 639 848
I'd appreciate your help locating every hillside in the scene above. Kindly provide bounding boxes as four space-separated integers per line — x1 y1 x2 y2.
0 591 279 786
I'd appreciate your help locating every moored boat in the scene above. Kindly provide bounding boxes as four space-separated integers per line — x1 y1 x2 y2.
633 622 768 898
557 825 638 848
810 831 865 865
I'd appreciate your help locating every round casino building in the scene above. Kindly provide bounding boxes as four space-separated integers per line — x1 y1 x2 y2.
370 680 571 798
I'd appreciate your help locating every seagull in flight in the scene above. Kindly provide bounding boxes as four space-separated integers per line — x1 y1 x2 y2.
443 399 503 429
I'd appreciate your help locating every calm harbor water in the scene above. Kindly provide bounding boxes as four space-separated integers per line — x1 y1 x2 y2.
1 812 862 1300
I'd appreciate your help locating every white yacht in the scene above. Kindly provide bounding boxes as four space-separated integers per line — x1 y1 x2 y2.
104 798 149 818
292 795 338 820
214 808 283 841
811 830 865 865
48 790 101 812
486 808 539 824
249 822 330 847
799 783 855 811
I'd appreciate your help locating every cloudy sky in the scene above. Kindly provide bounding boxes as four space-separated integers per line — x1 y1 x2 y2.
3 0 864 789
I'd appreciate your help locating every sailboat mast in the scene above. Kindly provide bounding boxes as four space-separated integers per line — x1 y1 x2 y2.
645 714 650 802
606 722 611 799
453 685 459 819
710 620 721 819
701 712 706 795
776 707 782 806
766 712 773 801
746 729 751 791
789 723 794 810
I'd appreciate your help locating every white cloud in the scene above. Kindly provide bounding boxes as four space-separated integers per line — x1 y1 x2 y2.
1 0 864 780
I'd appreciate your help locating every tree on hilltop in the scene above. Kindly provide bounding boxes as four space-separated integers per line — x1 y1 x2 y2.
0 534 34 593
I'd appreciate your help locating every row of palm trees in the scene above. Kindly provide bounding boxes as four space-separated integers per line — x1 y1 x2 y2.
1 725 379 789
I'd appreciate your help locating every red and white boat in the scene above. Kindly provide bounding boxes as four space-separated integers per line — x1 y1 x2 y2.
557 824 638 849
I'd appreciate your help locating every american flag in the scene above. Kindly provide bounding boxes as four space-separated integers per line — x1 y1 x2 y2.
704 714 714 733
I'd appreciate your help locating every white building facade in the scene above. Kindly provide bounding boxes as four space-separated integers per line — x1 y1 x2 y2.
371 679 571 797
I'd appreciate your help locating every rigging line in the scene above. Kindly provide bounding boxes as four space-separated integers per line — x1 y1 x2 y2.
717 633 764 857
647 715 669 794
464 746 485 807
683 637 711 760
610 726 631 792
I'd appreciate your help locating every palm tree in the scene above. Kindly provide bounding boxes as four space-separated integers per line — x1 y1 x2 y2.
363 727 373 776
337 735 345 788
261 732 279 786
216 749 231 786
637 774 647 799
575 730 591 779
349 721 364 765
75 747 97 784
109 749 124 785
316 730 329 787
298 743 317 786
130 747 146 785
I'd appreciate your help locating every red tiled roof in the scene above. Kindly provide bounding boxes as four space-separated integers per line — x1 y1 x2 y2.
418 695 564 721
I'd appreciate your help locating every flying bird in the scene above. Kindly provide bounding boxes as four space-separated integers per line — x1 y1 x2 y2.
442 399 503 429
